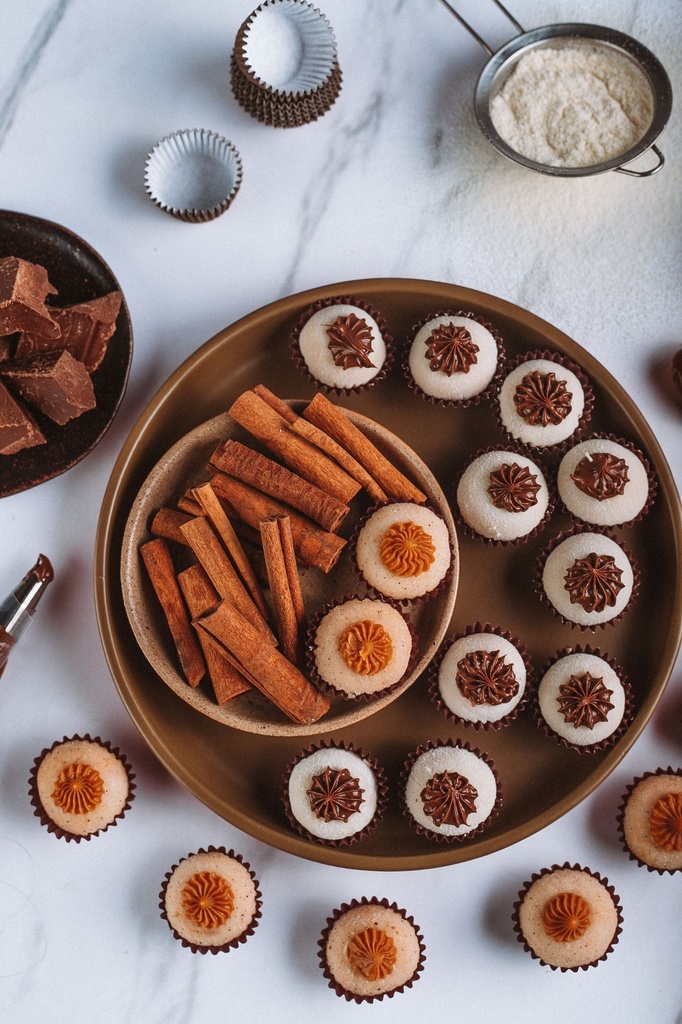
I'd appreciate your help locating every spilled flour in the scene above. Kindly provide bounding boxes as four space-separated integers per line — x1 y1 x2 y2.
489 45 654 168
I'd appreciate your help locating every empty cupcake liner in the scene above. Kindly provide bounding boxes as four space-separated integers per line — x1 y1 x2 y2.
144 129 243 222
231 0 342 127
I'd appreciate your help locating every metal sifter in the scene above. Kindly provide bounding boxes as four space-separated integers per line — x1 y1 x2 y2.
437 0 673 177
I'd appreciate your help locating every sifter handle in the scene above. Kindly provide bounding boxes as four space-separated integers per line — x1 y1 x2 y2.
434 0 524 57
615 144 665 178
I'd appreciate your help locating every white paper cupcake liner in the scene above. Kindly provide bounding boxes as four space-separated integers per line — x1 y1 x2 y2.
232 0 341 126
144 129 243 222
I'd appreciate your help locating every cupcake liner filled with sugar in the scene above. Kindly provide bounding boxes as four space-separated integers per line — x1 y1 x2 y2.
454 444 554 545
495 349 594 451
144 130 242 222
537 525 640 630
404 309 506 407
231 0 342 127
318 897 426 1002
282 739 388 845
513 863 623 971
159 846 262 953
29 734 136 842
616 767 682 873
535 645 633 754
306 595 417 702
401 738 502 842
556 433 657 528
291 295 393 394
429 622 534 730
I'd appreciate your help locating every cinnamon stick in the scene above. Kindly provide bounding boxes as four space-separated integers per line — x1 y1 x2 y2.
302 393 427 504
177 564 251 703
197 601 330 724
150 507 193 546
177 491 203 516
210 439 349 533
210 471 346 573
228 389 360 504
252 384 297 424
140 538 205 687
179 516 275 641
289 417 388 503
260 516 306 666
192 481 270 621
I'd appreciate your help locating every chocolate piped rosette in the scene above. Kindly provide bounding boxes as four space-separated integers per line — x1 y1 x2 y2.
496 349 594 451
404 309 505 406
282 740 388 846
291 296 393 394
159 847 262 954
537 526 639 629
535 646 633 754
455 445 553 544
401 739 501 842
351 500 453 603
556 433 656 528
617 767 682 873
318 897 425 1003
512 863 623 972
29 735 135 842
430 623 534 730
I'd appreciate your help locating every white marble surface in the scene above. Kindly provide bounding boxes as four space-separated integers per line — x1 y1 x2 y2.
1 1 681 1021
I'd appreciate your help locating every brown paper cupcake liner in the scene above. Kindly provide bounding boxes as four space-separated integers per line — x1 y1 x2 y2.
535 524 641 631
428 621 535 731
534 645 634 754
231 1 342 127
281 739 389 846
349 499 455 606
453 443 555 546
400 738 502 843
556 432 657 529
305 594 418 702
318 896 426 1003
291 295 394 395
494 348 595 454
616 766 682 873
403 309 506 408
512 862 623 971
159 846 262 954
144 129 243 222
28 734 136 842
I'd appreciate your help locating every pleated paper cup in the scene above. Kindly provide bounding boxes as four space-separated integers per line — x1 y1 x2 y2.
144 129 243 222
231 0 341 127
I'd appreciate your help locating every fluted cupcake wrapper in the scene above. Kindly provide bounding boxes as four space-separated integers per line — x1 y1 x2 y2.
403 309 506 408
512 862 623 972
144 129 242 222
428 621 535 731
616 766 682 873
281 739 389 846
28 734 136 843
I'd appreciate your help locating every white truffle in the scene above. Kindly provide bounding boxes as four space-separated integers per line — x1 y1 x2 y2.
408 315 499 401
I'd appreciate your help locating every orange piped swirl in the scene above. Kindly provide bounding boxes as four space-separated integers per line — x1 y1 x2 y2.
52 762 105 815
347 927 397 981
649 791 682 852
379 521 435 577
181 871 234 930
339 620 393 675
541 892 592 942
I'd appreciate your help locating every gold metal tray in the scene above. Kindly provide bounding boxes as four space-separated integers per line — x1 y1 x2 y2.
95 278 682 870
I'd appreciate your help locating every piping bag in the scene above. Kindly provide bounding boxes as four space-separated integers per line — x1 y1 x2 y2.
0 555 54 679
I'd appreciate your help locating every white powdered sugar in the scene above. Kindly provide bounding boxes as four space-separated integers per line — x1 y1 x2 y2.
490 45 654 168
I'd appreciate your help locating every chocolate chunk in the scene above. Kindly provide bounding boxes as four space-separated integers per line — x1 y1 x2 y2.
0 257 60 340
16 290 122 372
0 350 95 425
0 379 46 454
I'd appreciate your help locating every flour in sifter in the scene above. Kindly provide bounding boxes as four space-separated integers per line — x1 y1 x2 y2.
489 45 654 168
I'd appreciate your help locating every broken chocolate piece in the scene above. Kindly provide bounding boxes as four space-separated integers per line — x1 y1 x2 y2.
16 290 122 372
0 350 95 425
0 379 46 454
0 257 60 340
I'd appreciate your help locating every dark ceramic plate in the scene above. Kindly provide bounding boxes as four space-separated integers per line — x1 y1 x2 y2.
0 210 132 497
96 279 682 871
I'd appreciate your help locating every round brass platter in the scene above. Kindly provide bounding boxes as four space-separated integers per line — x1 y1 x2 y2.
95 278 682 871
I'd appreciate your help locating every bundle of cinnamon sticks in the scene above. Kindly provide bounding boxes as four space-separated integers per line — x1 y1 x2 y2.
141 385 426 725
